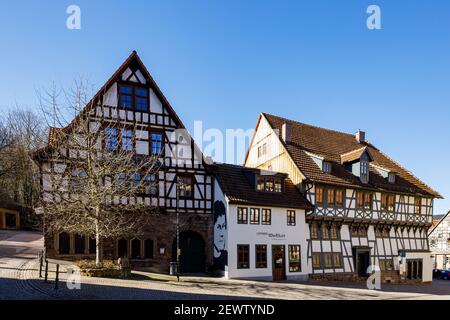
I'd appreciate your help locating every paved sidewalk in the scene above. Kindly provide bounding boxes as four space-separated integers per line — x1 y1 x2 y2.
2 230 450 300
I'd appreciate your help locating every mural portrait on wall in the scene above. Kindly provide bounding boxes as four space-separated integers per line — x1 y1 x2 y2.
213 200 227 270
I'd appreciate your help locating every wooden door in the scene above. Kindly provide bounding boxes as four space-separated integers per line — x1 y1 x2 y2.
272 245 286 281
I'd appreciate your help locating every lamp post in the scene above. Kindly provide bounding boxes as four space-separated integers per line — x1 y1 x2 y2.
176 179 186 282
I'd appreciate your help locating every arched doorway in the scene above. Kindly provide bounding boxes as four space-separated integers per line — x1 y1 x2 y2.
172 231 205 273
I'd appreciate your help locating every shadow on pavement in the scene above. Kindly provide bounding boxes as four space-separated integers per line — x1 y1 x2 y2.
303 280 450 295
0 277 257 300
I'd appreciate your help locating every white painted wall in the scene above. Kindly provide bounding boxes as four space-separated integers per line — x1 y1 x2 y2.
224 199 308 280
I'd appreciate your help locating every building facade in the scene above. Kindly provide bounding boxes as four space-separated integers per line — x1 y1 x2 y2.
244 113 441 283
34 51 214 273
429 211 450 271
212 163 312 281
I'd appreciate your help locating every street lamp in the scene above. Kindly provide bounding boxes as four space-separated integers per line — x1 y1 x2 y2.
175 179 186 282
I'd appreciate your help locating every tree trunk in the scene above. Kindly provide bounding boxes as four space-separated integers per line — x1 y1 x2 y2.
95 207 103 267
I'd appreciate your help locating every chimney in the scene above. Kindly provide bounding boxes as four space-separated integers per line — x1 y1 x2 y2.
282 123 292 143
355 130 365 144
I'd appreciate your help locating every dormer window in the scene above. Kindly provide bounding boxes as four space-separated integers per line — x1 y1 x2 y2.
388 172 396 184
323 161 332 173
360 161 369 183
256 175 283 193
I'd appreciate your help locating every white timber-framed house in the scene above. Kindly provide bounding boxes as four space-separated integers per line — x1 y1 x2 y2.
244 113 441 283
33 51 214 273
429 211 450 271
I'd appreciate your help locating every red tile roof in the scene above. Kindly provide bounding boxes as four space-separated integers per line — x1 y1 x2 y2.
262 113 441 198
213 163 313 210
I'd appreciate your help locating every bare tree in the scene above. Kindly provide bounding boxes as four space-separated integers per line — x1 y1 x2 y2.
34 79 162 266
0 108 45 209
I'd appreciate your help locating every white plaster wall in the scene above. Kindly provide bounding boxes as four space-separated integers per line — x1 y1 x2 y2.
226 203 308 280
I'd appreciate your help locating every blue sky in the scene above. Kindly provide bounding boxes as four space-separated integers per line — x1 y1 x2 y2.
0 0 449 215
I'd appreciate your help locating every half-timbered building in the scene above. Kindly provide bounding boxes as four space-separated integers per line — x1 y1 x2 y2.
429 211 450 271
33 51 214 273
244 113 441 282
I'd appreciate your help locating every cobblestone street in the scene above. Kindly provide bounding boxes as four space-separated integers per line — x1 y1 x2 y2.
1 230 450 300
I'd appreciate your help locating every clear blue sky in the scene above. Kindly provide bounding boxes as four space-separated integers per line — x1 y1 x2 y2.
0 0 449 215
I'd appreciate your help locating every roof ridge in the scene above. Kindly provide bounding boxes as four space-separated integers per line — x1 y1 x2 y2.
262 112 357 138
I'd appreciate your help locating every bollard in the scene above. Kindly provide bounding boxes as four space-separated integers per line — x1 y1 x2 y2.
44 259 49 283
39 254 43 278
54 264 59 290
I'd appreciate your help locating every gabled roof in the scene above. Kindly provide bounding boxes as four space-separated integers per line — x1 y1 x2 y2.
259 112 441 198
429 211 450 235
340 146 373 164
33 51 208 165
212 163 313 210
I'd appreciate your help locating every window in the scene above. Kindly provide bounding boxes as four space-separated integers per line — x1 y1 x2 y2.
335 189 344 207
144 174 158 196
351 226 368 237
74 234 85 254
274 179 282 193
261 209 271 225
359 226 367 237
357 191 372 210
330 224 340 240
382 194 395 212
121 129 133 151
115 173 127 191
119 85 148 111
70 168 87 193
257 143 267 158
323 161 332 173
144 239 154 258
360 161 369 183
310 224 319 239
324 253 333 268
131 239 142 259
382 228 390 238
256 176 284 193
316 186 324 205
237 207 248 224
151 133 163 155
312 253 321 269
257 177 264 191
414 197 421 214
327 188 335 207
250 208 260 224
288 245 301 272
379 259 394 271
134 88 148 111
255 245 267 268
134 173 158 196
332 253 342 268
321 225 330 240
287 210 296 226
105 128 118 150
387 172 395 183
237 245 250 269
375 227 382 237
59 232 70 255
177 175 193 198
119 85 133 109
